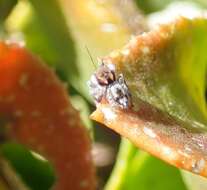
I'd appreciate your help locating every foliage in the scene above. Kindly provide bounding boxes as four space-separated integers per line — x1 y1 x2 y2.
1 0 207 190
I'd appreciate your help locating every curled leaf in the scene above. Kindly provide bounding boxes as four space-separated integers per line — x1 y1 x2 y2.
91 17 207 177
0 41 96 190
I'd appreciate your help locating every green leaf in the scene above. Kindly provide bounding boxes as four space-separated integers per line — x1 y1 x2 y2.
182 170 207 190
105 139 187 190
1 143 55 190
104 139 137 190
135 0 207 13
135 0 177 13
124 151 187 190
0 0 17 22
91 17 207 178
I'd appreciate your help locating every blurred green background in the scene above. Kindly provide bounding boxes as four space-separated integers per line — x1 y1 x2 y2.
1 0 207 190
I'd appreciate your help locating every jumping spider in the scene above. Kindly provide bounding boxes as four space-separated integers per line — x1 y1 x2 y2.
87 60 132 109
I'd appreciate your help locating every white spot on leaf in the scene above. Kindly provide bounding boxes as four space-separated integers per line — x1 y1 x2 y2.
79 179 89 188
101 107 117 122
192 158 205 174
141 46 150 54
14 110 23 117
143 127 156 138
122 49 130 56
31 111 42 117
19 73 28 88
101 23 117 33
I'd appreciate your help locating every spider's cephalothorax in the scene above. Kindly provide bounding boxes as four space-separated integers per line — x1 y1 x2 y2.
95 63 115 85
87 61 132 109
